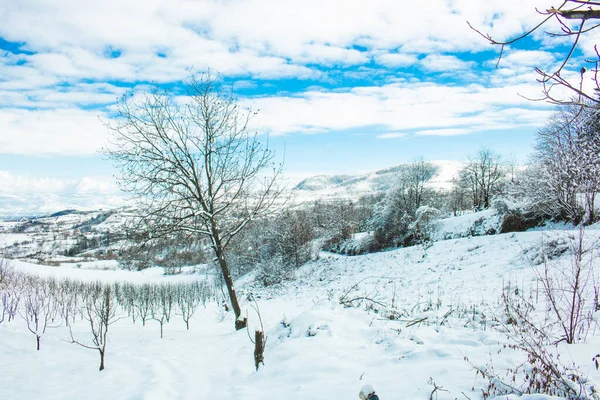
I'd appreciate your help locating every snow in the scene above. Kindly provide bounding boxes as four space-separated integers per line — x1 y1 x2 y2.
359 384 376 399
9 259 211 284
0 233 29 247
1 220 600 399
433 208 502 240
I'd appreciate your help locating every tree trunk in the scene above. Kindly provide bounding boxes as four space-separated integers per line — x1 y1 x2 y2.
211 228 247 331
36 335 40 351
99 349 105 371
585 191 596 224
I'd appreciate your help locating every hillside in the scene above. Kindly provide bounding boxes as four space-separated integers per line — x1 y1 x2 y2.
1 219 599 399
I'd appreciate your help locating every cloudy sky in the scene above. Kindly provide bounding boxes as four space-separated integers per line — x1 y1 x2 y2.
0 0 592 214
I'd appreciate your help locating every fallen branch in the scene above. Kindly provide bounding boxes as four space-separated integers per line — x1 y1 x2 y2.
341 296 388 309
439 309 454 325
406 317 428 327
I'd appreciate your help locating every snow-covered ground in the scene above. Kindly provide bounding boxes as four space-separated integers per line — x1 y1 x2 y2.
1 224 600 399
433 208 502 240
8 259 211 283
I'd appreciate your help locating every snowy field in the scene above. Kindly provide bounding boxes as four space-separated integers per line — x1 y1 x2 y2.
1 225 600 399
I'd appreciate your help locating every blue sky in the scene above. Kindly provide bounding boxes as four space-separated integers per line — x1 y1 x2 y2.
0 0 594 214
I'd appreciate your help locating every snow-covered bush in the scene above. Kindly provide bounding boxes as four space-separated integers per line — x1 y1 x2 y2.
471 282 598 399
506 105 600 225
255 255 290 286
412 205 440 243
368 208 438 252
491 198 510 214
117 244 155 271
227 210 316 285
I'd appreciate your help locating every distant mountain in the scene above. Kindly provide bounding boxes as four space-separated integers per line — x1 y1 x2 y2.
47 209 83 218
292 160 462 202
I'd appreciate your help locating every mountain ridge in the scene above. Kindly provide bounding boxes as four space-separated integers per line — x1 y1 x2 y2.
292 160 462 202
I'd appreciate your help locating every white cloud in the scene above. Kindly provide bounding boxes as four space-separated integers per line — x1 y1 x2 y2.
377 132 407 139
0 82 125 109
375 53 418 67
416 128 471 136
500 50 556 68
292 44 368 66
0 170 67 194
245 81 552 138
0 78 554 156
0 108 108 155
0 171 125 216
232 80 258 90
0 0 565 158
0 0 558 85
420 54 474 72
0 0 575 216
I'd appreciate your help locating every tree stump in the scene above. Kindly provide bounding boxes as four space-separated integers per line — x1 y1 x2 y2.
254 330 265 370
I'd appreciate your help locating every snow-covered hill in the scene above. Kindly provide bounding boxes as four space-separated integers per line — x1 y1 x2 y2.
0 208 133 263
292 160 461 202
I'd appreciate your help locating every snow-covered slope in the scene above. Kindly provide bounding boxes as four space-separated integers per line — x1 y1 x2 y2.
1 224 599 399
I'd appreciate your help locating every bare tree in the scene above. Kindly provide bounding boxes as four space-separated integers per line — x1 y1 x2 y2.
114 282 137 324
468 1 600 108
1 291 19 324
459 149 506 210
402 158 439 214
448 177 470 216
150 284 174 339
53 279 83 326
0 258 19 324
134 284 152 326
20 276 58 351
106 72 285 330
69 283 118 371
0 257 12 287
176 281 206 330
576 107 600 222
